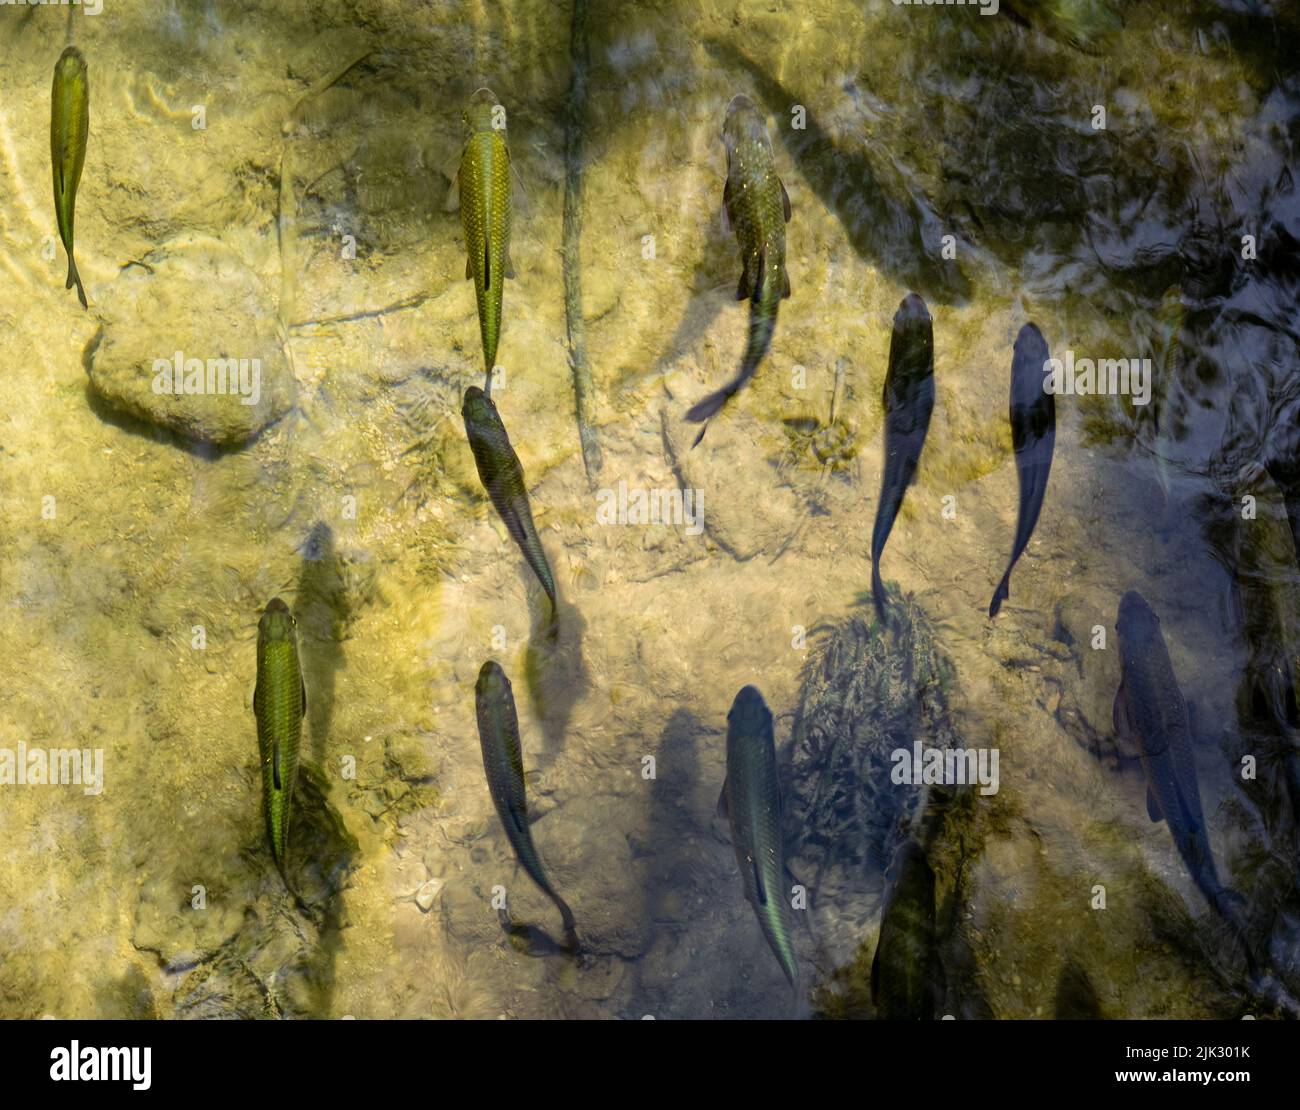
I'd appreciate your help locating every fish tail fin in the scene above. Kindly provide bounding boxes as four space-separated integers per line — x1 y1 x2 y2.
989 571 1011 618
685 381 740 425
66 252 86 308
551 892 579 950
685 272 779 427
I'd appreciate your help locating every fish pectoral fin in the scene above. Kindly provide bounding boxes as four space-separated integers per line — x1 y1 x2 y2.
465 256 474 280
716 779 730 821
722 176 734 234
780 178 791 222
1146 787 1162 823
1111 678 1128 739
781 267 791 300
253 677 262 717
443 173 461 213
505 252 516 280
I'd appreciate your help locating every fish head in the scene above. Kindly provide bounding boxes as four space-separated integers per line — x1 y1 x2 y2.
55 45 88 80
463 88 503 136
476 660 510 702
727 684 772 735
1014 322 1050 371
461 385 498 426
889 293 934 372
722 94 768 150
258 596 297 642
1115 590 1159 643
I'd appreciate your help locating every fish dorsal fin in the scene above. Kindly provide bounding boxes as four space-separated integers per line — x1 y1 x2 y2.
465 256 473 280
781 267 791 299
484 240 491 290
253 676 262 717
780 178 791 222
273 741 282 791
1146 787 1161 823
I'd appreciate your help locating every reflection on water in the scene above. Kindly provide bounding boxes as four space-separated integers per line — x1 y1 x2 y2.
0 0 1299 1019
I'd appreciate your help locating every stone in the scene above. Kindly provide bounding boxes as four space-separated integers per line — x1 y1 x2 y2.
86 239 294 446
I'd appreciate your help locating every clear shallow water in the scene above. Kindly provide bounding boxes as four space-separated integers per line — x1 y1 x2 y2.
0 0 1298 1019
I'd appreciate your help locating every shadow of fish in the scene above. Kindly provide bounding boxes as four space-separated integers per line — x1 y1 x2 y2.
1112 591 1255 968
1053 959 1103 1019
701 40 971 305
51 45 89 309
475 661 577 948
686 94 791 439
989 323 1055 617
871 294 935 621
462 386 557 614
871 839 945 1020
718 685 800 992
457 88 515 388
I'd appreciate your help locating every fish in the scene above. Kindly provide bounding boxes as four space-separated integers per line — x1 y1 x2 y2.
461 386 557 612
458 87 514 389
685 94 791 436
871 839 945 1020
870 293 935 621
989 323 1056 617
253 597 306 871
700 41 971 305
718 685 799 989
50 45 89 309
1112 591 1254 956
474 660 577 945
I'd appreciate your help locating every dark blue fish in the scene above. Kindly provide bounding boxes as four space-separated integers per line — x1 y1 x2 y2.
475 660 577 946
871 293 934 621
1112 591 1254 966
989 323 1056 617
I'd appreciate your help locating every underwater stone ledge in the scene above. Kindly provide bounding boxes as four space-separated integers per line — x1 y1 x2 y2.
85 239 295 447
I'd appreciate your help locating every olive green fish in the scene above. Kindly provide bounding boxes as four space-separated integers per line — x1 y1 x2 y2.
253 597 306 870
475 660 577 944
686 94 791 438
50 45 89 309
462 385 557 611
459 88 514 387
871 839 945 1020
718 685 799 989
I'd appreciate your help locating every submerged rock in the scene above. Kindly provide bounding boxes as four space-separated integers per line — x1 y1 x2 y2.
86 240 294 446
